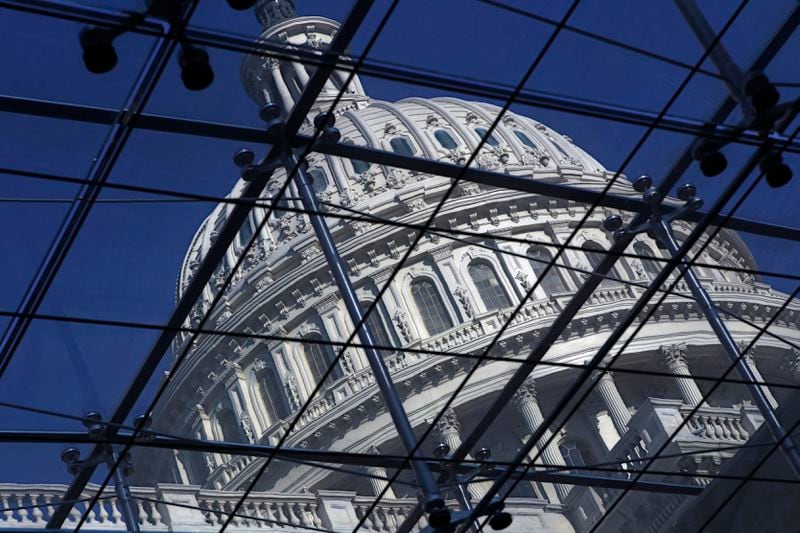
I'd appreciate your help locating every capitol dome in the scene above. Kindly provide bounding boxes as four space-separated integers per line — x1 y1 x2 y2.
134 4 800 533
176 96 609 310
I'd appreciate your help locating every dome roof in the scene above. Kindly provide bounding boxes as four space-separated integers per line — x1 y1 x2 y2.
177 96 609 309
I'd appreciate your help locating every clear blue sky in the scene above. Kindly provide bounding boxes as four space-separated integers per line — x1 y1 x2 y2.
0 0 798 483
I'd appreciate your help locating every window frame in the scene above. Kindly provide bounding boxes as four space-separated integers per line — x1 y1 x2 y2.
467 260 512 312
409 277 454 337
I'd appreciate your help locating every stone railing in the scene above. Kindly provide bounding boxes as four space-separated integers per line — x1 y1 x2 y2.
0 485 565 532
567 398 764 532
0 485 426 531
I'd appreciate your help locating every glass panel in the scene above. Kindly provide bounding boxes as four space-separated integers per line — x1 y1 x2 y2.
474 126 500 147
434 129 459 150
514 129 539 149
584 242 624 287
410 279 453 336
389 136 415 156
351 158 372 174
468 262 511 311
528 247 569 294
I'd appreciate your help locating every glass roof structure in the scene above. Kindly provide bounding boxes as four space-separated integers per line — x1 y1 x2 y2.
2 0 800 531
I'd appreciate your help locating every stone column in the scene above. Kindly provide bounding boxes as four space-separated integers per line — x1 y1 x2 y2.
739 341 778 409
365 447 396 499
660 344 704 407
432 408 487 501
231 363 264 439
591 370 631 435
195 405 224 469
269 58 293 110
512 378 570 501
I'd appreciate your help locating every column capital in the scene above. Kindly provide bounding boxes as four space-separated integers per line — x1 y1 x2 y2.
660 343 688 368
736 340 756 363
591 369 614 382
513 377 538 407
433 408 461 439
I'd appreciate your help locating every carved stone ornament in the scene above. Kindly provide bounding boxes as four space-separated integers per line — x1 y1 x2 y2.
660 343 688 368
392 309 412 343
453 286 474 319
513 377 538 407
433 408 461 439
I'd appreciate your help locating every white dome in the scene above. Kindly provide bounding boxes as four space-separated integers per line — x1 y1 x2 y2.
177 96 609 307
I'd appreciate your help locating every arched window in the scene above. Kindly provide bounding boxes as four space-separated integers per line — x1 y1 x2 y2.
474 127 500 147
583 241 623 287
514 130 539 149
390 137 415 156
308 168 328 194
434 129 459 150
259 367 290 422
239 216 254 247
217 407 241 442
350 158 371 174
360 302 394 356
527 246 568 294
410 279 453 336
468 261 511 311
303 335 342 386
634 243 662 280
559 440 591 468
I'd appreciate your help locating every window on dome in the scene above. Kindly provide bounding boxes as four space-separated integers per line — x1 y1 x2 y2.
514 130 539 149
390 136 415 156
559 440 592 468
634 243 662 280
527 246 568 294
350 158 371 174
360 302 394 354
304 336 342 385
468 261 511 311
474 126 500 147
239 216 254 248
307 168 329 194
410 279 453 336
583 241 623 287
217 407 242 442
434 129 459 150
259 367 290 422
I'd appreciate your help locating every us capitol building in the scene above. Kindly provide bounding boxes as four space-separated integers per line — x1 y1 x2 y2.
4 1 800 531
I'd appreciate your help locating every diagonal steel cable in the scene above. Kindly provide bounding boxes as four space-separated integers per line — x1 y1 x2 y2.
446 1 755 528
394 3 755 531
489 122 800 532
67 2 380 529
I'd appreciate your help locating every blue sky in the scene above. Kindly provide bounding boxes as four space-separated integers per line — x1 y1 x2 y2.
1 0 799 483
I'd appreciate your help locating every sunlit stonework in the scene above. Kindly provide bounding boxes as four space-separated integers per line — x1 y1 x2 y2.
2 2 796 532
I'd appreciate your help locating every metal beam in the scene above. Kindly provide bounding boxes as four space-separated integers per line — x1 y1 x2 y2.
44 0 372 526
0 430 701 495
3 93 799 242
3 0 800 152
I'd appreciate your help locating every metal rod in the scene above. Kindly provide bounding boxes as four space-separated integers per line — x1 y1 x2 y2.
673 0 750 114
653 216 800 477
105 447 140 532
285 150 445 515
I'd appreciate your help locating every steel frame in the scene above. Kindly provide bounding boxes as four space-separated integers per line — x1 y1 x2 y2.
0 0 796 531
42 0 376 528
5 0 800 155
3 93 800 243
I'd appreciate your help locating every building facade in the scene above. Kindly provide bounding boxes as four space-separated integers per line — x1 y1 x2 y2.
3 1 800 531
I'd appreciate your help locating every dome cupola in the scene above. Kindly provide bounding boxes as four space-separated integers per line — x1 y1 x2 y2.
241 0 370 119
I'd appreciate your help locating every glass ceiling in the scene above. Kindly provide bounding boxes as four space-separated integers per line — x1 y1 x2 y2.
1 0 800 531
